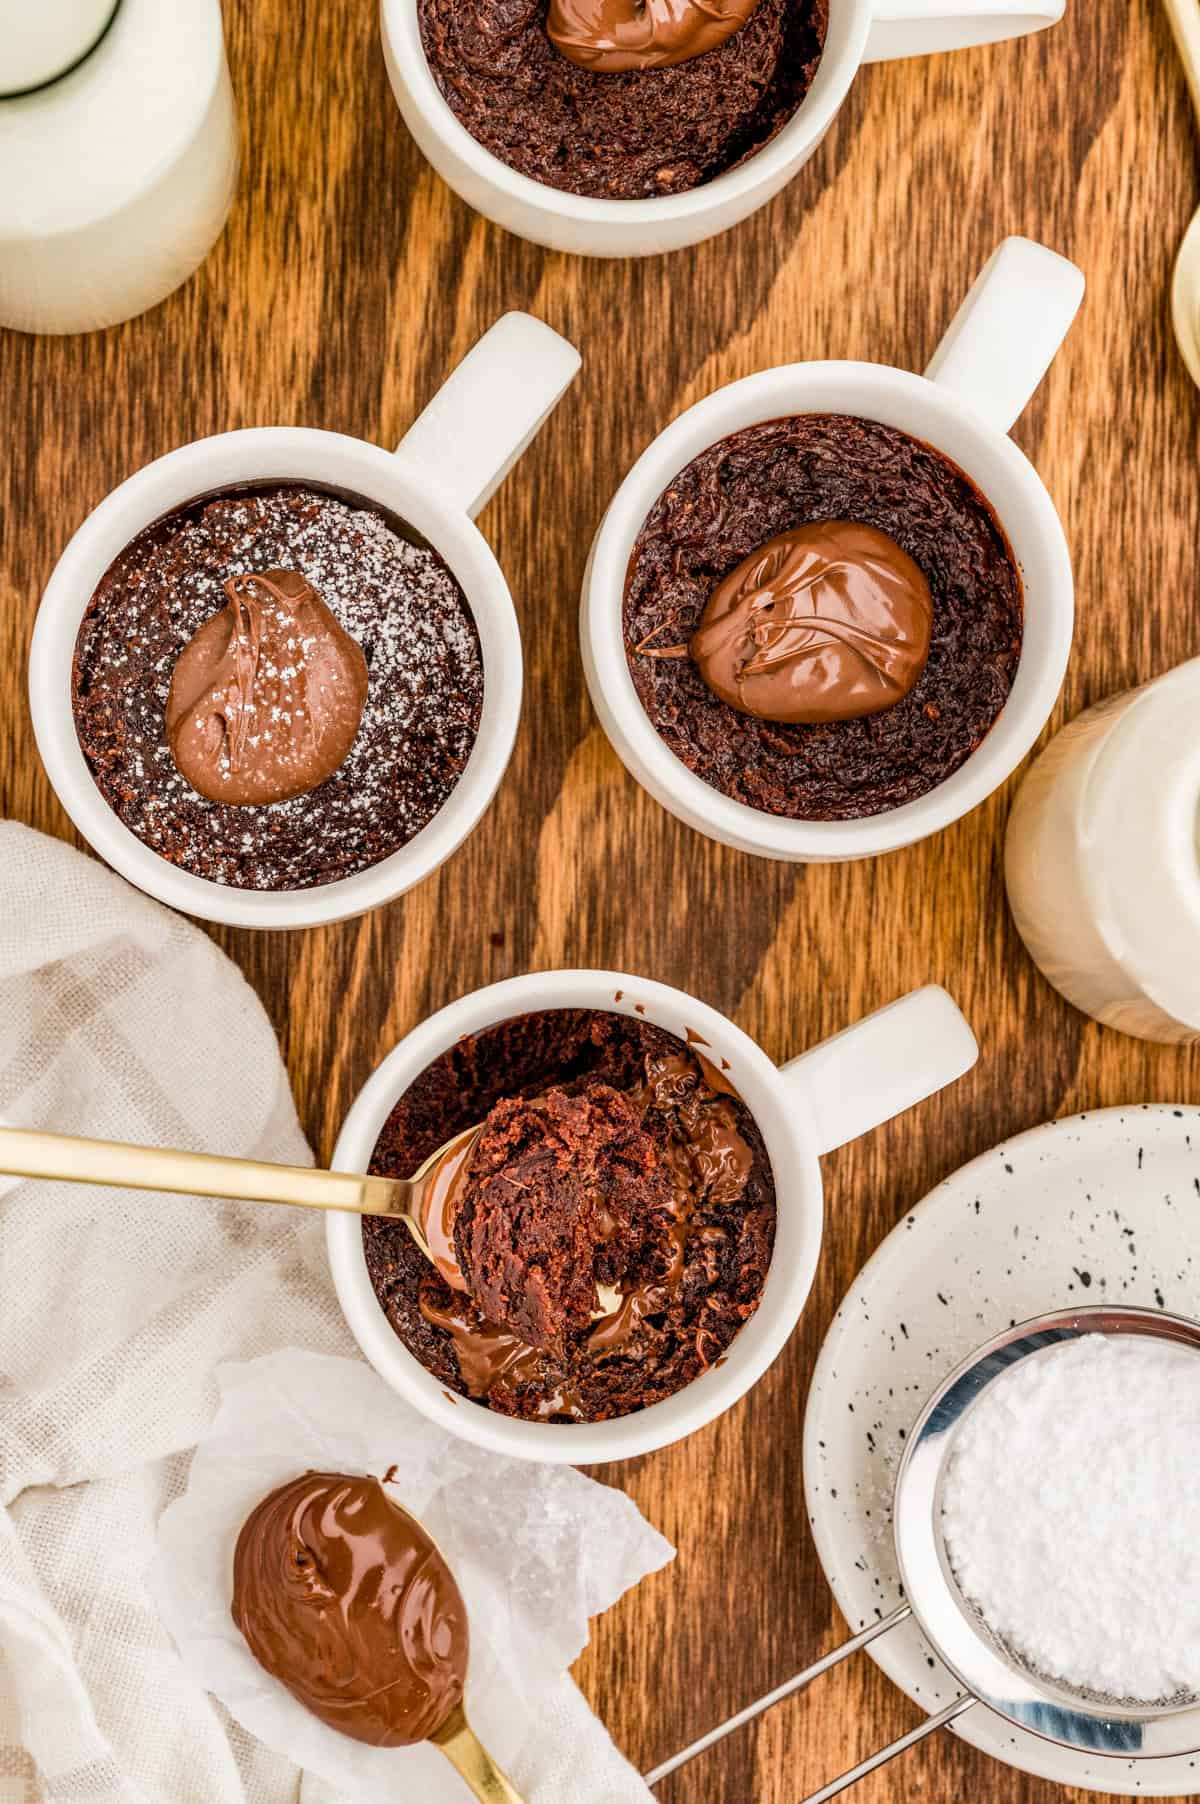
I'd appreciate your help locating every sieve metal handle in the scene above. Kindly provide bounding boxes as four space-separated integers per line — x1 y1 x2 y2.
646 1603 917 1788
799 1694 977 1804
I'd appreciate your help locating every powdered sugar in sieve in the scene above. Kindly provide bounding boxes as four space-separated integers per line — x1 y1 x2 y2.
650 1306 1200 1803
941 1332 1200 1707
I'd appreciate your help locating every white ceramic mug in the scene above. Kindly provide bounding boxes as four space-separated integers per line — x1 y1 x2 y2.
1005 660 1200 1044
29 312 581 929
581 236 1084 862
327 970 978 1463
381 0 1063 258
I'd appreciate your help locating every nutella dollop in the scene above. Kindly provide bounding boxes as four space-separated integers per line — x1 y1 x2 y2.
166 569 369 805
231 1472 469 1747
688 521 933 725
546 0 761 71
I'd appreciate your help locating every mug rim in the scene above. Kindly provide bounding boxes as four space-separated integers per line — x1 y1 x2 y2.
28 426 524 930
380 0 871 227
581 359 1075 860
326 968 825 1464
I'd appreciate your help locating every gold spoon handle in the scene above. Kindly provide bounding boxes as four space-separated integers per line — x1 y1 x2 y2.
0 1125 406 1216
1164 0 1200 119
431 1704 526 1803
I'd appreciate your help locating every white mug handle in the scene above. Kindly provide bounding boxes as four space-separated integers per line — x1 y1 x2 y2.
863 0 1063 62
394 312 581 520
779 987 978 1157
923 235 1085 434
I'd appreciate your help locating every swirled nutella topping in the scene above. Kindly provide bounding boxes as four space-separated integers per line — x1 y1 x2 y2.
166 569 369 805
686 521 933 725
419 1291 588 1417
231 1472 469 1747
546 0 761 71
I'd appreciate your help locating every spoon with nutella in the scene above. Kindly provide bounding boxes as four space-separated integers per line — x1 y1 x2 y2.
0 1115 620 1330
232 1470 524 1800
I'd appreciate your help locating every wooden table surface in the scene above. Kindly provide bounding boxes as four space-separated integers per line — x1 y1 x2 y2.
3 0 1200 1798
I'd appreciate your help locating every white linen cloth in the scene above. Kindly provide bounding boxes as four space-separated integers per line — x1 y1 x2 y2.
0 823 669 1803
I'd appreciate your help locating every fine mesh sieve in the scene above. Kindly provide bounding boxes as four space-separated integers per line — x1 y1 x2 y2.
647 1305 1200 1800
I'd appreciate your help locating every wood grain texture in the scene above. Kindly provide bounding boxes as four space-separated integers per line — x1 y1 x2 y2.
3 1 1200 1797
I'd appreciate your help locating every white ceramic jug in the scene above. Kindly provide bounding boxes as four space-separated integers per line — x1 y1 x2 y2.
0 0 237 333
1005 660 1200 1043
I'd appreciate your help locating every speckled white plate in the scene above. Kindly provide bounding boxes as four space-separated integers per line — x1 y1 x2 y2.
803 1104 1200 1798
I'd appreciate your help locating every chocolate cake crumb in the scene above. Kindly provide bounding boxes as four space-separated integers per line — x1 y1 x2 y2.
71 485 484 890
623 414 1024 820
363 1009 776 1424
456 1086 669 1347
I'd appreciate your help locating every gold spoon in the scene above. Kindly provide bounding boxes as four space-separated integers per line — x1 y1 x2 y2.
0 1118 473 1264
1165 0 1200 384
430 1701 525 1801
0 1123 621 1315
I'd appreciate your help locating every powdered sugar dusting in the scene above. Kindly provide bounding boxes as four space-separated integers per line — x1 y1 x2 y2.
942 1333 1200 1703
72 486 484 890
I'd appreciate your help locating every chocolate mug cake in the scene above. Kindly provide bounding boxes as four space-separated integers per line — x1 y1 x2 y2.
418 0 829 199
363 1008 776 1424
71 484 484 890
623 413 1024 820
